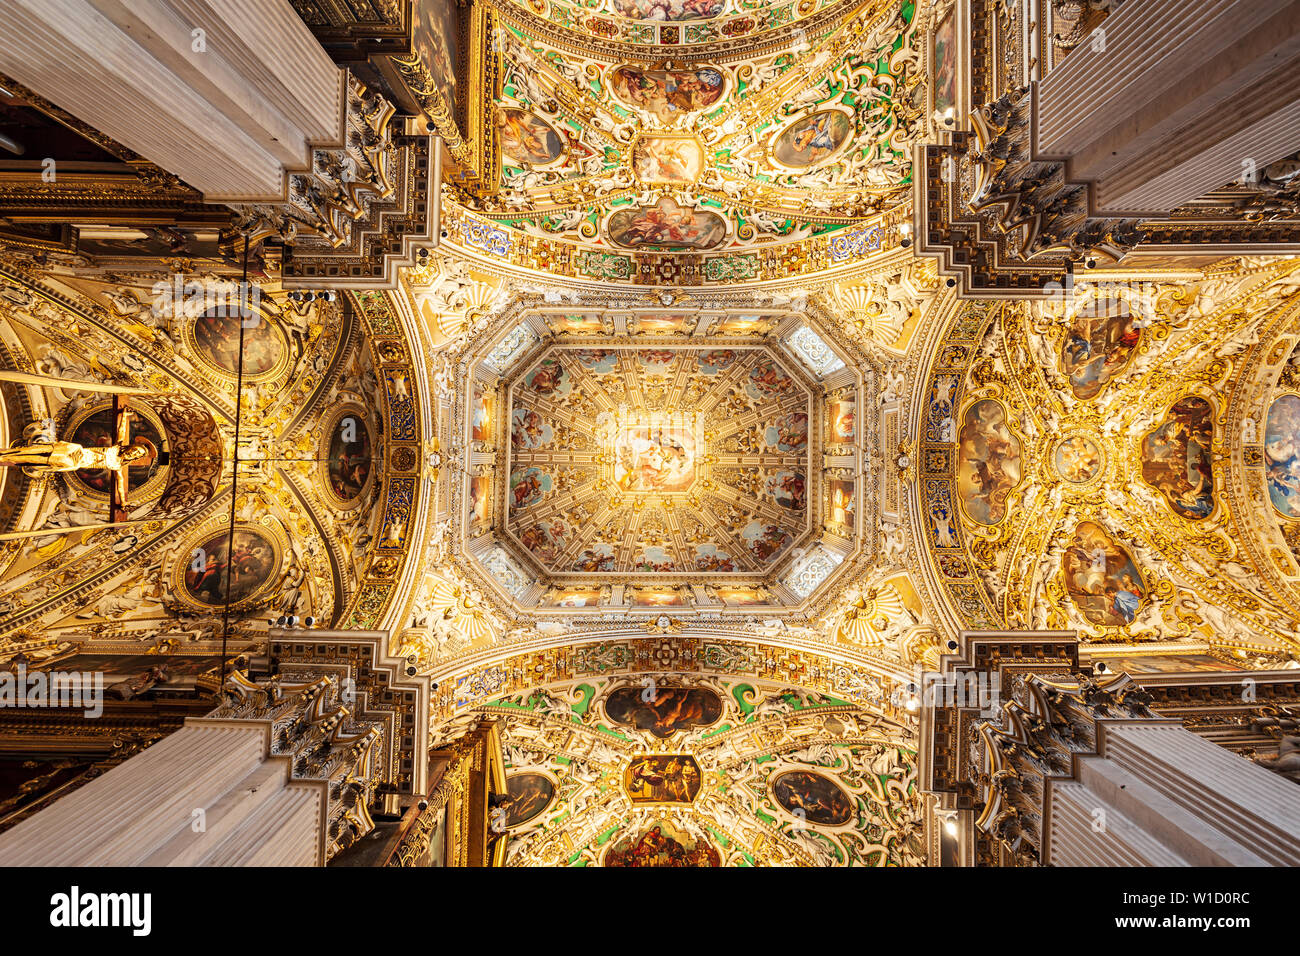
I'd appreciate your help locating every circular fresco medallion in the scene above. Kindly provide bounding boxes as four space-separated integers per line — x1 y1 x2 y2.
319 405 374 507
497 108 566 166
771 769 854 827
178 526 280 608
1053 434 1104 484
64 401 166 500
772 109 853 169
191 307 286 380
503 772 555 828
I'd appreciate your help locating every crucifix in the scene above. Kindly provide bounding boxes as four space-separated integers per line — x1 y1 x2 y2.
0 396 156 521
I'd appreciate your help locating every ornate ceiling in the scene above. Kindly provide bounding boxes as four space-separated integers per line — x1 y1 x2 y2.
3 0 1300 868
438 673 922 866
917 260 1300 668
0 259 418 651
438 299 879 620
492 0 872 55
506 342 814 579
441 0 923 285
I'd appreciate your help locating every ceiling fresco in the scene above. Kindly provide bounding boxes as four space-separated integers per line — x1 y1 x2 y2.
490 0 875 55
432 297 886 624
0 250 420 660
916 261 1300 667
434 673 923 866
10 0 1300 872
441 0 923 285
504 343 814 579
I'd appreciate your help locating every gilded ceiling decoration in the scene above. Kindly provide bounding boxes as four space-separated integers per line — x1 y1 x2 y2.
0 251 421 655
490 0 874 55
439 0 924 285
434 672 922 865
504 343 814 580
916 261 1300 668
8 0 1300 870
422 294 885 631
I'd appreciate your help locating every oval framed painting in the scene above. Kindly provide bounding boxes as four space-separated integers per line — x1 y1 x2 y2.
610 0 727 21
497 108 566 167
605 196 728 251
771 769 855 827
174 524 282 610
1265 393 1300 519
955 398 1022 526
1141 396 1214 519
1061 520 1147 627
771 109 854 170
502 772 556 829
604 685 723 738
187 306 288 382
318 404 375 509
609 66 728 123
62 400 168 502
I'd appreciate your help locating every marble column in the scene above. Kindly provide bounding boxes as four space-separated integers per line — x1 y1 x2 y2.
1044 721 1300 866
0 718 325 866
0 0 343 201
923 631 1300 867
1034 0 1300 214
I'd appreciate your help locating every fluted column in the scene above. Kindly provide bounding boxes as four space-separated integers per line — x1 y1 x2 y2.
0 0 343 201
924 632 1300 867
1034 0 1300 214
0 719 325 866
1045 721 1300 866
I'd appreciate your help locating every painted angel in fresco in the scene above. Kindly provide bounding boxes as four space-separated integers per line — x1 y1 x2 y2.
1062 522 1145 626
1141 397 1214 519
1060 306 1141 399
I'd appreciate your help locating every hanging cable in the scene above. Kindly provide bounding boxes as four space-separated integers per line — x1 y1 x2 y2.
217 234 251 692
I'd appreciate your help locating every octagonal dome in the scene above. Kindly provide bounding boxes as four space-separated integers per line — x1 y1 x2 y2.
505 343 814 580
452 299 878 616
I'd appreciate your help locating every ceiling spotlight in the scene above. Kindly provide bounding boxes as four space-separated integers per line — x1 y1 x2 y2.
1095 662 1108 673
947 639 958 650
275 615 287 627
430 681 440 691
943 817 959 836
945 277 956 287
303 616 315 628
286 615 299 628
1085 258 1097 269
900 237 912 248
406 665 418 676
